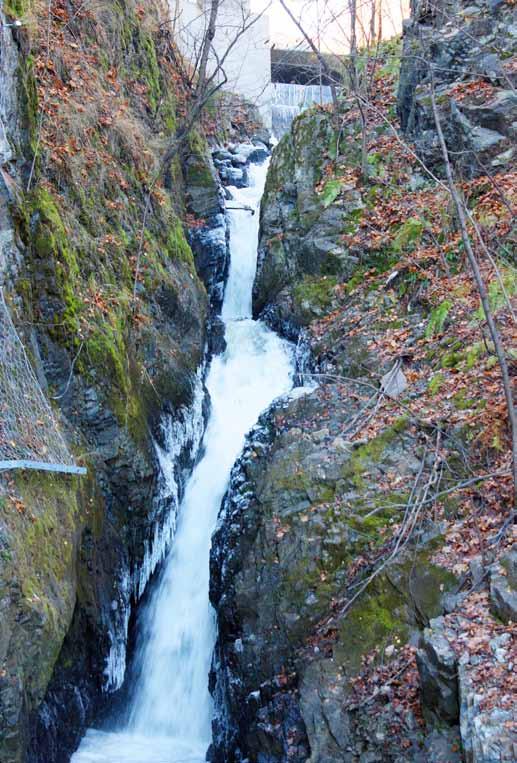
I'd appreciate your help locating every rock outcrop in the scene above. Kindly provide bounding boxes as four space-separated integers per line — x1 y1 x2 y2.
0 1 223 760
489 550 517 624
213 1 516 761
398 0 517 174
210 388 460 762
417 612 516 763
253 110 358 334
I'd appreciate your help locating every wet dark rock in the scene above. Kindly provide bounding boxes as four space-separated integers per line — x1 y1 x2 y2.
208 316 227 356
228 167 248 188
210 387 458 762
417 619 460 724
246 144 269 164
213 149 234 163
252 129 273 148
184 150 230 314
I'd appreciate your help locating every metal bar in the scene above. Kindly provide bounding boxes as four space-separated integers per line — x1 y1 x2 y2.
225 205 255 215
0 460 87 476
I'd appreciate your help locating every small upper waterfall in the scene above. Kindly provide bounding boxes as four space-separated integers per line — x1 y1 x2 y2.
71 159 294 762
272 82 334 138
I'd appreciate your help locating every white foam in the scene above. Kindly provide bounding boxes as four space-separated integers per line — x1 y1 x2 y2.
73 160 294 760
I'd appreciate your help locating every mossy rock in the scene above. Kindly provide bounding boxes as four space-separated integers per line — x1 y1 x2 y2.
0 470 81 762
333 543 458 673
293 275 338 323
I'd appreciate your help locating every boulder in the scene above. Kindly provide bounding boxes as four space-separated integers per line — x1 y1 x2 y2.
417 620 459 725
489 550 517 623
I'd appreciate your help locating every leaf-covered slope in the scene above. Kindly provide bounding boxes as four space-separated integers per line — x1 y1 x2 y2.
0 2 218 761
215 7 516 761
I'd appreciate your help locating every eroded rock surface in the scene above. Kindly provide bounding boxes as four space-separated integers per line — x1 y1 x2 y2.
0 2 218 760
212 0 516 760
210 388 459 762
398 0 517 174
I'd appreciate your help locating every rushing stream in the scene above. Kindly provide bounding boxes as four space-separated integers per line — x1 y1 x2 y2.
71 159 294 762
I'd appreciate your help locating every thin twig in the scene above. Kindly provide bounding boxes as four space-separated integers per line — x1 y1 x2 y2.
429 67 516 508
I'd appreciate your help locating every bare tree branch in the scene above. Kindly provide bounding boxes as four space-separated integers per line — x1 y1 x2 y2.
429 68 516 508
278 0 338 108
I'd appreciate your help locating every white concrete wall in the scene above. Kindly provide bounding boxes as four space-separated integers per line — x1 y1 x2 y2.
172 0 272 127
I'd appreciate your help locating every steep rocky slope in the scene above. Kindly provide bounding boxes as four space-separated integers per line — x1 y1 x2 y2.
211 1 516 761
398 0 516 174
0 1 223 760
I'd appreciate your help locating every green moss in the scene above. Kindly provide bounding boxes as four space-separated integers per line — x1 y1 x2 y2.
188 129 208 156
87 318 128 393
320 179 342 208
167 221 195 266
8 469 79 620
441 350 462 369
425 299 452 338
376 36 402 80
349 491 407 539
474 268 517 321
392 216 426 253
264 133 295 200
293 275 338 320
19 53 39 154
336 575 408 670
161 94 177 132
4 0 29 18
344 266 369 293
27 187 83 339
335 542 457 672
341 417 408 490
452 388 484 411
274 466 336 505
186 157 216 189
465 341 486 368
140 33 161 112
428 372 445 395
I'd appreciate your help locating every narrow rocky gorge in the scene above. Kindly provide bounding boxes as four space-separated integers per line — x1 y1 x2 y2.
0 0 515 762
0 1 261 759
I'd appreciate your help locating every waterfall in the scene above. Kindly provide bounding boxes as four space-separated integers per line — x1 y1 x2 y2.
272 82 334 138
71 159 295 762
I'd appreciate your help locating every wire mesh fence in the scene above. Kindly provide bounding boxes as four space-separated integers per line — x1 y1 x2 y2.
0 290 86 475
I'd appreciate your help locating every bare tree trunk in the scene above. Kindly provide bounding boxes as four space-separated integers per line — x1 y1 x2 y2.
348 0 369 179
278 0 338 109
430 73 517 508
348 0 358 91
369 0 377 46
194 0 220 101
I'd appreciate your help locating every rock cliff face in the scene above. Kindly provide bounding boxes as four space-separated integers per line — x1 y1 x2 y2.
212 2 515 761
252 111 354 334
0 1 220 760
398 0 517 175
210 393 459 763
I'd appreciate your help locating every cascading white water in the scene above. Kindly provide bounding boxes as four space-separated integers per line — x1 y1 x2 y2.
272 82 334 138
71 159 294 763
